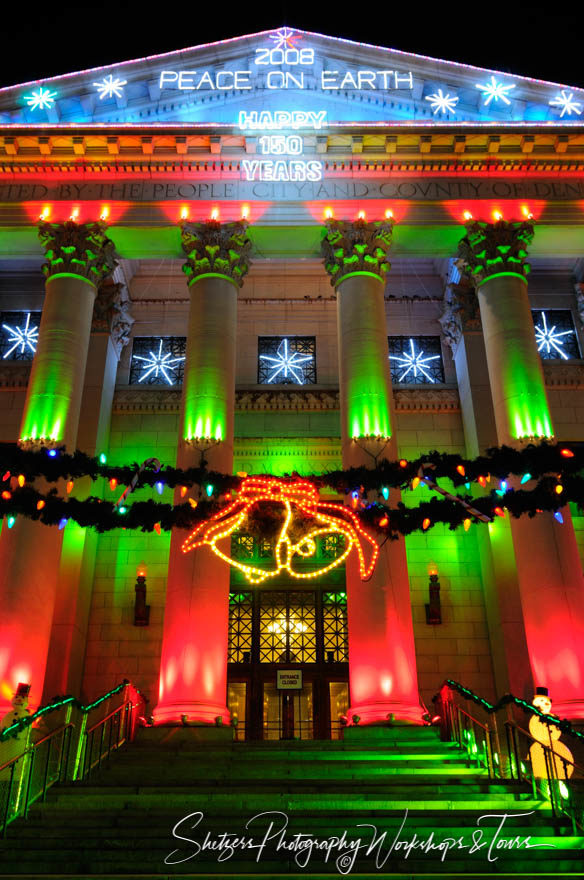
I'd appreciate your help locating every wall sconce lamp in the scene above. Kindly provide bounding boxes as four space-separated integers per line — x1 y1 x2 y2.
134 564 150 627
425 568 442 625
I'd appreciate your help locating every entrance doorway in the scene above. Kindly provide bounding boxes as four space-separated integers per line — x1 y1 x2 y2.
227 588 349 740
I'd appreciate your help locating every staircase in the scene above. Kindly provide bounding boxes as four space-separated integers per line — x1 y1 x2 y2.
1 725 582 878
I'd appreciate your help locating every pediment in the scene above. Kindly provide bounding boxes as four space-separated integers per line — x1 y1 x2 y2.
0 27 582 128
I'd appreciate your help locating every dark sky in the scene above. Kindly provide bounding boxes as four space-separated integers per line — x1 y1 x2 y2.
0 1 582 88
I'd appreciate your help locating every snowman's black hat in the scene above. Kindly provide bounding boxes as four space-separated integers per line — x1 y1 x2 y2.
535 686 550 697
15 683 31 698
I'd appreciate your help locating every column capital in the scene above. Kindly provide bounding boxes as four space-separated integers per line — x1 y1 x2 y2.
321 219 394 287
456 219 534 288
180 220 251 288
439 282 482 350
38 220 117 287
92 277 135 358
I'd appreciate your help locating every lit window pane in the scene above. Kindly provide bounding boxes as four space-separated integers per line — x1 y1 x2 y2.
258 336 316 385
0 311 41 361
388 336 444 384
531 310 580 361
129 336 186 385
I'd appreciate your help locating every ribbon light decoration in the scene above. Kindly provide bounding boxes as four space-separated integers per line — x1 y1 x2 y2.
181 477 379 584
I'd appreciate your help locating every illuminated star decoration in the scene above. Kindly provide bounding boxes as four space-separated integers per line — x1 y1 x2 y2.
93 74 128 100
549 90 582 118
269 27 301 49
2 313 39 359
425 89 459 115
259 338 313 384
534 311 574 360
133 339 185 385
475 76 516 106
389 339 441 383
24 87 57 111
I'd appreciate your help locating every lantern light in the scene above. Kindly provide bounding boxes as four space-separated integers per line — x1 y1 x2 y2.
210 207 219 221
463 210 473 221
384 208 394 220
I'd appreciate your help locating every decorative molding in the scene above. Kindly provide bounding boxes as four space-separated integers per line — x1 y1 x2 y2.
321 219 393 286
542 361 584 387
0 362 31 388
439 283 481 349
112 386 461 414
92 278 135 357
180 220 251 288
393 387 460 412
457 219 534 287
38 220 117 286
237 389 339 411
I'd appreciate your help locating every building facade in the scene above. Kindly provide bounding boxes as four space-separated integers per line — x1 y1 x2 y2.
1 27 584 739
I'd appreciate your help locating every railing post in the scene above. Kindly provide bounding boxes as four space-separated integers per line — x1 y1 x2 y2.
41 737 52 802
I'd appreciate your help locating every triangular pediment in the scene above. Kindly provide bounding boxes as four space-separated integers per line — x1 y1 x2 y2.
0 27 582 128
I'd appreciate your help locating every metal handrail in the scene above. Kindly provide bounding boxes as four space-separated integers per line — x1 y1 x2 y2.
435 680 584 833
0 681 144 836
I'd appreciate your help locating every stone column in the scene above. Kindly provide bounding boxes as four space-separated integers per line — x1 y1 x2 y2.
0 221 117 713
153 221 251 726
458 219 584 718
43 275 134 701
322 219 423 724
440 274 532 699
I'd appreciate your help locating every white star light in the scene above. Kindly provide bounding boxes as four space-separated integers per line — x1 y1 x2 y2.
549 90 582 118
2 313 39 359
389 339 441 383
259 338 313 384
24 87 57 111
133 339 185 385
93 74 128 100
269 27 300 49
534 312 574 360
425 89 459 115
475 76 516 106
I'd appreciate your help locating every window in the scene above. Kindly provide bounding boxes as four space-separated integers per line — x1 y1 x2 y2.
388 336 445 384
531 310 580 361
258 336 316 385
129 336 186 385
0 311 41 361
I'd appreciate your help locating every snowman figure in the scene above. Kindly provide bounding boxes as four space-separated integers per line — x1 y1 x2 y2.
528 686 574 780
0 682 31 734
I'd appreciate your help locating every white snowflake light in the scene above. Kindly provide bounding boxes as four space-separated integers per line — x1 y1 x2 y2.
93 75 128 100
475 76 516 106
2 313 39 359
534 312 574 360
133 339 185 385
549 90 582 118
389 339 441 383
259 338 313 384
269 27 300 50
24 87 57 111
425 89 459 115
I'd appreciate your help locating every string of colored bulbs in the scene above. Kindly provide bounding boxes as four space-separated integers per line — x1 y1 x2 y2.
0 441 581 536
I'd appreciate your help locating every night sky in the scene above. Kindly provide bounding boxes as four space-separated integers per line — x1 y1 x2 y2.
0 2 582 88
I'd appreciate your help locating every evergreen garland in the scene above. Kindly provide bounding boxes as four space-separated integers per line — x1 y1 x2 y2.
0 441 581 536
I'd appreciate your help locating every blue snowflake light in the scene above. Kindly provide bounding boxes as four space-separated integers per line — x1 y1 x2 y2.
132 339 185 385
475 76 516 106
24 87 57 111
425 89 459 115
389 338 443 384
93 75 128 100
259 338 314 384
533 311 577 360
549 90 582 118
1 313 39 359
269 27 300 49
